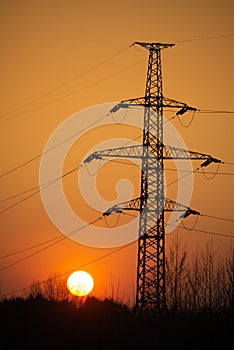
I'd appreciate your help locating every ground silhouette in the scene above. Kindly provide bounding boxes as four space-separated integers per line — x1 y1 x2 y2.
1 294 233 349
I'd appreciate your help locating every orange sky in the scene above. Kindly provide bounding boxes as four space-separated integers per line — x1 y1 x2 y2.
0 0 234 303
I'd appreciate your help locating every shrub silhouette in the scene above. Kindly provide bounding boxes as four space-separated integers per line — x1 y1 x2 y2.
1 242 233 349
1 294 233 349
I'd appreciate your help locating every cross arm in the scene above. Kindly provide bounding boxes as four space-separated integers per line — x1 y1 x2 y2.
83 142 221 168
163 144 222 165
109 98 146 113
103 196 200 219
163 97 197 114
164 198 200 218
84 145 143 163
146 132 222 165
109 97 197 114
103 197 143 216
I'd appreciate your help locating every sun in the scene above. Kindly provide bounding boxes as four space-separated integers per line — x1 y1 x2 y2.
67 270 94 297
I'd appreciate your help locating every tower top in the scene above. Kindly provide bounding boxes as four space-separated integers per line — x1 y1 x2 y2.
133 42 175 50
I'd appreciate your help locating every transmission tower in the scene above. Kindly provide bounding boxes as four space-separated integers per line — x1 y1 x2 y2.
85 42 221 312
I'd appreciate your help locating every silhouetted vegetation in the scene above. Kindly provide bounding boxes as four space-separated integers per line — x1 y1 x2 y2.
1 294 233 349
1 240 233 349
165 236 234 312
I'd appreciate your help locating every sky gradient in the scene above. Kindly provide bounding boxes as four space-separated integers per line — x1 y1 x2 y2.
0 0 234 302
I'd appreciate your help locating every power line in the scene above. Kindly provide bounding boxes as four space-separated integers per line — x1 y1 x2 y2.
0 164 83 203
0 136 143 213
0 187 45 215
123 213 234 239
1 209 232 292
1 33 233 120
1 103 233 179
167 178 234 222
177 224 234 239
2 154 230 223
175 33 234 43
0 234 68 259
165 164 234 187
0 164 83 215
2 219 232 299
0 217 103 272
2 185 233 260
131 205 232 233
0 112 108 178
165 167 234 176
1 58 145 123
0 132 141 180
1 128 232 205
166 166 201 187
201 214 234 223
107 160 234 176
0 46 130 120
126 212 234 239
1 37 234 302
223 161 234 166
173 109 234 128
197 109 234 114
1 238 136 299
0 211 138 269
83 39 234 312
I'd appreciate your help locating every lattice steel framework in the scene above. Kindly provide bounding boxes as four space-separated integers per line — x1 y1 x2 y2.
131 43 169 311
85 42 221 312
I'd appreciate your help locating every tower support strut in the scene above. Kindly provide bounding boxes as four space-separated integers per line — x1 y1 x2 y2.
85 42 221 312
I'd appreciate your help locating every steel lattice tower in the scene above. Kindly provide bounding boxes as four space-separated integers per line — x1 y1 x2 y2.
135 43 172 311
85 42 221 312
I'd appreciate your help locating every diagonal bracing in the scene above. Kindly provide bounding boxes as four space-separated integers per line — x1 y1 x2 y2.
85 42 222 312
